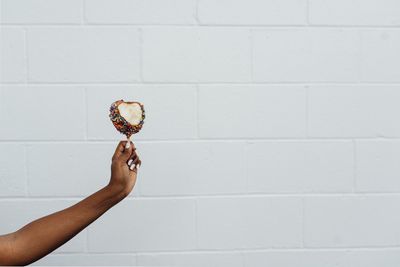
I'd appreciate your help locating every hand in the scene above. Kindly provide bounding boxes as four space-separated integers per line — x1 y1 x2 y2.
108 141 141 198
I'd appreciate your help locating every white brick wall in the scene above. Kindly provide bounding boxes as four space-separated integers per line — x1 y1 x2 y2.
27 28 141 82
1 0 400 266
1 0 83 24
0 86 86 140
244 249 400 267
304 196 400 247
88 199 196 252
139 142 246 196
142 28 251 82
85 0 197 25
0 144 27 196
0 28 26 82
197 197 303 249
197 0 308 25
34 254 137 266
309 0 400 26
246 141 354 193
253 29 360 82
27 143 114 196
136 252 244 267
360 30 400 82
308 86 400 137
355 141 400 192
198 85 307 138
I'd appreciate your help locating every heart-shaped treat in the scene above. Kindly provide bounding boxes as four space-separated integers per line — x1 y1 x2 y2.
109 100 145 139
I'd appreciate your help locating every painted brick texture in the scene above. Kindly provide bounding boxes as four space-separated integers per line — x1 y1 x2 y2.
1 0 400 266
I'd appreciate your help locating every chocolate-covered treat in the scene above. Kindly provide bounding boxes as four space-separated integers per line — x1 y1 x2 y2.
109 100 145 139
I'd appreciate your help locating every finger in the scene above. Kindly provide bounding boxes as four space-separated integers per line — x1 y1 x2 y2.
129 159 138 170
127 153 138 166
127 147 138 161
136 159 142 168
129 164 137 173
125 140 137 149
132 161 141 172
116 141 136 154
128 151 139 165
131 157 140 166
130 149 138 159
120 141 133 161
113 141 126 158
119 140 135 151
129 158 141 171
127 155 137 166
129 142 136 150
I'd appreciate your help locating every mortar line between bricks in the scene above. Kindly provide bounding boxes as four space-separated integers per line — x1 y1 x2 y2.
133 192 400 198
244 142 249 192
52 252 141 257
133 252 139 265
194 198 199 249
194 0 200 25
353 139 358 193
240 251 246 267
49 247 400 257
80 0 86 25
249 30 254 82
23 28 28 84
55 246 400 255
305 86 309 138
83 87 88 141
195 84 200 139
139 27 144 82
2 24 400 29
301 197 306 248
23 145 29 197
356 30 363 83
84 229 89 253
50 252 138 255
0 88 2 114
3 82 400 86
2 192 400 200
0 137 399 143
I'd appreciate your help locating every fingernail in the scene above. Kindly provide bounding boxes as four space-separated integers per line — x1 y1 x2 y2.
125 142 130 149
129 164 135 170
136 164 140 169
128 159 133 165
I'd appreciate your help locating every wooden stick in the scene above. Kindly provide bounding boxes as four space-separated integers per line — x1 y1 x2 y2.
125 136 131 149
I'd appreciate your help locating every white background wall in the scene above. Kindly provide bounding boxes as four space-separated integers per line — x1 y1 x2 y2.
1 0 400 266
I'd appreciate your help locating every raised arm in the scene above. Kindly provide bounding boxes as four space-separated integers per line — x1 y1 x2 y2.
0 141 140 266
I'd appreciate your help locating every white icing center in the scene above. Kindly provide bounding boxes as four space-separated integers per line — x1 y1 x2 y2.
118 102 143 126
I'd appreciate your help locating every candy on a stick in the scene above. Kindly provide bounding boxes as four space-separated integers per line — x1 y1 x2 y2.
109 100 145 148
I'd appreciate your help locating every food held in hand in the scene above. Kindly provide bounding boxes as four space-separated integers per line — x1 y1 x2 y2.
109 100 145 139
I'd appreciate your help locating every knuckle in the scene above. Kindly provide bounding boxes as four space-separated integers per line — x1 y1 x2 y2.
111 156 119 163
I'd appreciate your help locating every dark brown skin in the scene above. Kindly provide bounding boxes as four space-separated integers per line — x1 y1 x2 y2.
0 141 141 266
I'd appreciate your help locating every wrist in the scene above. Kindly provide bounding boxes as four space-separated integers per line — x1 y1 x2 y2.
105 183 129 201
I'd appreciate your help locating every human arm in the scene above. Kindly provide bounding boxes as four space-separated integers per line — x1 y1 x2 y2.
0 141 140 266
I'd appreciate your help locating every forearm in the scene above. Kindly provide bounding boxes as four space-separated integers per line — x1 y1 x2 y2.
0 140 139 266
1 184 126 266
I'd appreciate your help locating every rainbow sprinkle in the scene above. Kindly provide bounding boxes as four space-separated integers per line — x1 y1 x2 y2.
109 99 145 138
